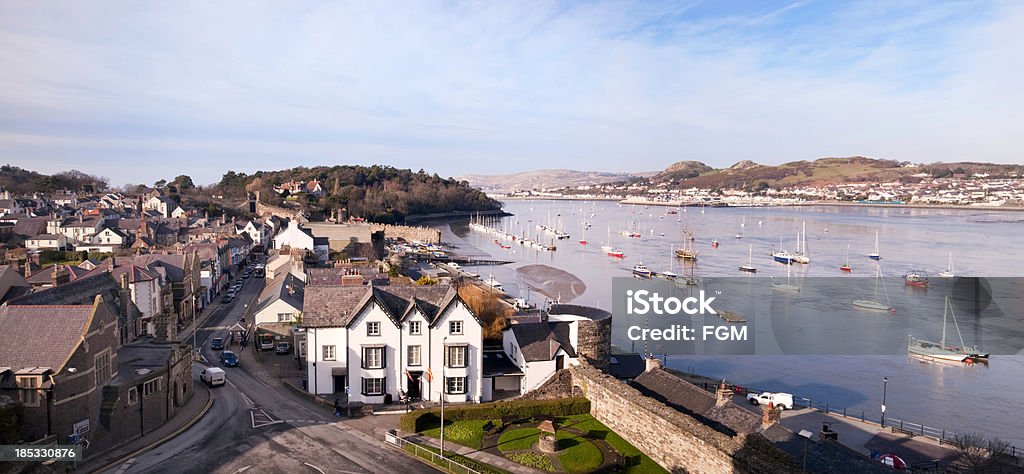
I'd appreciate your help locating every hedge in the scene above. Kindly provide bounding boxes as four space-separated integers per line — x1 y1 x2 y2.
401 397 590 433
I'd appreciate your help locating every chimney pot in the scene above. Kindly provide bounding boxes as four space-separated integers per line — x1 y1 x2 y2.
644 357 662 373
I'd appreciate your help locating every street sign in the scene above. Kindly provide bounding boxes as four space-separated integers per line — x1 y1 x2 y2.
880 404 886 413
73 419 90 435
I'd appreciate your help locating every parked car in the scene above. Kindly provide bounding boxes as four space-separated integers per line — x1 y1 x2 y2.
220 351 239 367
223 294 234 303
275 342 291 355
259 337 275 351
746 391 794 410
200 367 226 387
210 337 225 350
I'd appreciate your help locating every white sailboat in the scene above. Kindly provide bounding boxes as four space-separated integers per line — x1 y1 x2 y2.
938 252 955 278
868 231 881 260
661 245 679 280
771 263 800 292
739 245 757 273
853 265 893 311
908 295 988 362
601 226 613 253
793 221 810 264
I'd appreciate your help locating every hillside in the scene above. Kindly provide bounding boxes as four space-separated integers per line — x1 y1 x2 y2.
648 157 1024 190
458 169 650 192
217 165 501 223
0 165 108 194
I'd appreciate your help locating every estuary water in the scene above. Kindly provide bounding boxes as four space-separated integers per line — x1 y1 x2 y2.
441 200 1024 445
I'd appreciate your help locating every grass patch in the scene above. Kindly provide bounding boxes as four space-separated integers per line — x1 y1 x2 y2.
556 430 603 473
419 419 492 450
497 427 541 453
505 452 555 472
402 442 510 474
558 414 668 474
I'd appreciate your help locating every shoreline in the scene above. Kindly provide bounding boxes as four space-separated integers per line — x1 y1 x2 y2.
491 197 1024 212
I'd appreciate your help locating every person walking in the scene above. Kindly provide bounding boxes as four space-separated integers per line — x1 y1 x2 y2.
334 398 342 418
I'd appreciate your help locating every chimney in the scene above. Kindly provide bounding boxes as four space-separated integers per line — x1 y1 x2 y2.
715 380 734 408
644 357 662 373
52 265 70 287
120 271 130 289
761 402 782 430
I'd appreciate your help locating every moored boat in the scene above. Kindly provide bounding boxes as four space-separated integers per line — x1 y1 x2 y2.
908 295 989 363
632 263 652 278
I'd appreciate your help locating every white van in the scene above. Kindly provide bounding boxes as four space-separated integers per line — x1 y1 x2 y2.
200 367 226 387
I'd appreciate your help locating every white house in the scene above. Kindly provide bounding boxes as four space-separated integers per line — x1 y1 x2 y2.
47 217 102 243
251 272 304 326
109 264 168 336
273 221 329 263
238 220 269 249
25 233 68 250
143 196 178 218
75 227 129 252
302 284 484 404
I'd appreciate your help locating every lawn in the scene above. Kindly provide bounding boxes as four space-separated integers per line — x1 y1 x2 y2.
419 419 493 450
505 452 555 472
497 427 541 453
556 430 603 473
558 414 668 474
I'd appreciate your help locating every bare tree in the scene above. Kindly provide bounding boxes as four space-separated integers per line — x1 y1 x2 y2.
952 432 1012 472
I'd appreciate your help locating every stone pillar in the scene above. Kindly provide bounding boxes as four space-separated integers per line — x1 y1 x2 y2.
715 380 734 408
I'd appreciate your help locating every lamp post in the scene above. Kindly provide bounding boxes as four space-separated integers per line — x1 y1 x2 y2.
881 376 888 428
440 336 447 458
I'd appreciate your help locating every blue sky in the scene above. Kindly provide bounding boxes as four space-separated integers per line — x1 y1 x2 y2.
1 1 1021 186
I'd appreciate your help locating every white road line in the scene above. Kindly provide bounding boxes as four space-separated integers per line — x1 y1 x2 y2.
232 465 253 473
302 462 325 474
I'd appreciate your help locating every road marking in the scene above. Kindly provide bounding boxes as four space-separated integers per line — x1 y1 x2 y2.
250 407 282 428
303 462 325 474
232 465 253 473
239 391 254 407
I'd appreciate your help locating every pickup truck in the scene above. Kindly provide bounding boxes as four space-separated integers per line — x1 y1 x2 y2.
746 392 794 410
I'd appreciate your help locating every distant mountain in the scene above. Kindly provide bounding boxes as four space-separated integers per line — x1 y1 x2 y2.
458 169 650 193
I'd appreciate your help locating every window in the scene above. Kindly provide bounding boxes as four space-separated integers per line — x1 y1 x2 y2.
128 387 139 405
323 345 337 361
362 377 385 396
409 321 421 335
445 376 466 394
143 378 161 397
367 321 381 336
277 313 292 322
95 350 111 385
18 377 40 406
449 320 463 335
446 345 467 368
407 345 421 366
362 346 385 369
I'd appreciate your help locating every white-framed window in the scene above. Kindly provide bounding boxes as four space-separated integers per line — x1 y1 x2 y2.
449 320 463 335
277 313 292 322
17 376 40 406
95 350 111 385
362 377 385 396
367 321 381 336
446 345 467 368
323 345 337 361
363 346 384 369
407 345 421 366
409 321 421 335
445 376 466 394
143 377 161 397
128 387 139 405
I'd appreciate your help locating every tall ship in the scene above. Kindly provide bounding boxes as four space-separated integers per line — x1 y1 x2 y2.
908 295 989 363
675 230 699 261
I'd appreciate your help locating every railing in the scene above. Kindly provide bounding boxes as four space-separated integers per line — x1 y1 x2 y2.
691 374 1020 462
384 431 481 474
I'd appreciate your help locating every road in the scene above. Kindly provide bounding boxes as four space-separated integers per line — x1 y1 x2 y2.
102 272 438 474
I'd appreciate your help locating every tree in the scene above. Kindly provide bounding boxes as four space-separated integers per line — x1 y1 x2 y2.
951 432 1011 472
171 175 195 190
154 179 167 188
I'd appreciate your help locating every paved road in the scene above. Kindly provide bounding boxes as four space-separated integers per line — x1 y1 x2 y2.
102 274 438 474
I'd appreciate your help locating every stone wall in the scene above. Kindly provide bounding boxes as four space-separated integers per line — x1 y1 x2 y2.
369 223 441 244
576 318 611 371
527 363 798 474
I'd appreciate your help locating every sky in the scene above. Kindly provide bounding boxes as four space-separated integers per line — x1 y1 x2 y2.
0 0 1022 186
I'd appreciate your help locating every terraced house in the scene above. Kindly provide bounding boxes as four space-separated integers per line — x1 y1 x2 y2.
302 282 484 404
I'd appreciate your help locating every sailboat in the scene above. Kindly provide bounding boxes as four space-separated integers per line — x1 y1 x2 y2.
579 225 587 245
853 265 894 311
661 245 679 280
772 236 795 264
739 245 757 273
938 252 955 278
675 230 699 260
736 216 744 239
771 263 800 292
868 231 881 260
908 295 989 362
840 245 853 272
601 226 613 253
793 221 810 264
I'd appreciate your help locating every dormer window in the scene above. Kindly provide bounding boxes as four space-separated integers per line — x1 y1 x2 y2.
367 321 381 336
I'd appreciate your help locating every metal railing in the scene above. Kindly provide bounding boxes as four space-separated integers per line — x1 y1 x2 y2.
385 431 482 474
691 375 1020 461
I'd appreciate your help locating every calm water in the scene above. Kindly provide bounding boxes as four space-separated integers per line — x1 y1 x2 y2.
441 201 1024 445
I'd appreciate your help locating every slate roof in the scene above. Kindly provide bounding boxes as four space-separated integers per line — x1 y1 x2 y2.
12 272 117 306
307 267 380 285
252 272 304 316
607 353 646 380
302 285 372 327
302 284 457 328
0 265 31 303
25 265 93 285
510 322 577 362
27 233 63 241
482 350 524 377
0 304 95 371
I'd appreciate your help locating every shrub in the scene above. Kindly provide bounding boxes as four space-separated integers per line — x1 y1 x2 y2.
505 452 555 472
401 398 590 433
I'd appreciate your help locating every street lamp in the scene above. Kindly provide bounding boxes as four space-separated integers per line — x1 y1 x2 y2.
881 376 888 428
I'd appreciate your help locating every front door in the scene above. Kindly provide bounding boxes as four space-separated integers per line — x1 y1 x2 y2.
333 375 346 394
556 355 565 371
407 372 422 400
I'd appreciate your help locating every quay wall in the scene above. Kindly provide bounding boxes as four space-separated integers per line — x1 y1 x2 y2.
369 224 441 244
